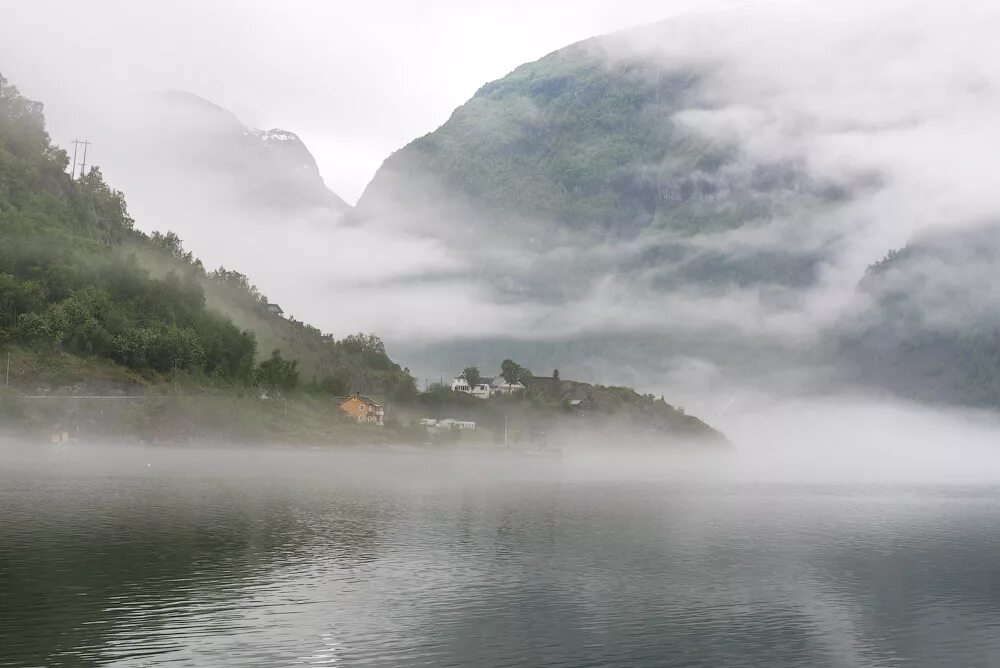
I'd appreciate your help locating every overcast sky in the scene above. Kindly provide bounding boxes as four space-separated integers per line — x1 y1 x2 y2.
0 0 734 203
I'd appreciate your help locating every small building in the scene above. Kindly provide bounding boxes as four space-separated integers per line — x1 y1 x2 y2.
421 417 475 431
265 303 284 316
452 375 526 398
490 377 526 395
439 418 476 430
339 394 385 426
529 373 561 393
451 376 494 399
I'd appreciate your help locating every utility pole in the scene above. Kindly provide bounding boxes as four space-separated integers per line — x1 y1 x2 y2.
70 139 90 179
79 139 91 179
5 350 10 391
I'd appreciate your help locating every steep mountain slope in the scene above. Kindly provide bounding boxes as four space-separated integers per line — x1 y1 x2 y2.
0 73 413 401
357 32 849 246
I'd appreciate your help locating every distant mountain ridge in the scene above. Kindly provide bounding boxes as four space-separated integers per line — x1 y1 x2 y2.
154 90 349 212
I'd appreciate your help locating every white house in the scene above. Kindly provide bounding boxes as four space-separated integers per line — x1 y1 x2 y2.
420 417 476 431
451 376 494 399
439 418 476 430
491 378 526 395
452 375 526 399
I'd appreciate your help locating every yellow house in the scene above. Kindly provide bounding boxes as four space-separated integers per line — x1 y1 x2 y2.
339 394 385 426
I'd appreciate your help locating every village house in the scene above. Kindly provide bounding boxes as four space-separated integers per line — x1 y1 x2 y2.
451 376 494 399
339 394 385 426
451 375 526 399
420 417 476 431
529 370 562 393
265 303 284 317
439 418 476 430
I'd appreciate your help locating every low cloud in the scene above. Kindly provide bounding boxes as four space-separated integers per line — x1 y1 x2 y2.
18 0 1000 404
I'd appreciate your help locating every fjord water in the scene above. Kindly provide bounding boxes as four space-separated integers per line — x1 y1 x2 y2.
3 445 1000 667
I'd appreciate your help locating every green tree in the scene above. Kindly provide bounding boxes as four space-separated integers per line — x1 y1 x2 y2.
462 365 481 388
341 332 386 355
500 359 532 389
257 348 299 397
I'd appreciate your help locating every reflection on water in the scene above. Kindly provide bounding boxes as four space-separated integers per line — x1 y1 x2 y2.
2 444 1000 667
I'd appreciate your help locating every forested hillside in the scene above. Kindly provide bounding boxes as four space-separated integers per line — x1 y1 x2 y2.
356 36 846 243
0 73 415 400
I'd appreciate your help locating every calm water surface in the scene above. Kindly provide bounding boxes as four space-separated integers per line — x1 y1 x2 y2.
2 444 1000 667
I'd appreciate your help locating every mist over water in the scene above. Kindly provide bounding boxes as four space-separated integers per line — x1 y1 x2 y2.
4 431 1000 667
2 1 1000 665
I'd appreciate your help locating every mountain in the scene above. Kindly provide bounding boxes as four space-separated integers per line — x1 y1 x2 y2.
83 90 358 348
354 12 1000 414
0 73 412 403
356 28 852 262
351 21 861 396
134 90 349 213
0 72 724 447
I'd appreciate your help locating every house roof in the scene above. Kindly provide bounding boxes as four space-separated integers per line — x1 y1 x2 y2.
340 394 382 407
454 375 525 387
266 303 284 313
491 377 525 387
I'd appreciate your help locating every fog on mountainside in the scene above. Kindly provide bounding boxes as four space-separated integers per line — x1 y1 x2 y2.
349 0 1000 412
115 91 348 213
9 0 1000 420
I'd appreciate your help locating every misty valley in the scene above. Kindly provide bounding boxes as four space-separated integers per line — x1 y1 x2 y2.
4 1 1000 666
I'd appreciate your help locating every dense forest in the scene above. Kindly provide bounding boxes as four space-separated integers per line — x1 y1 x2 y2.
0 73 416 400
